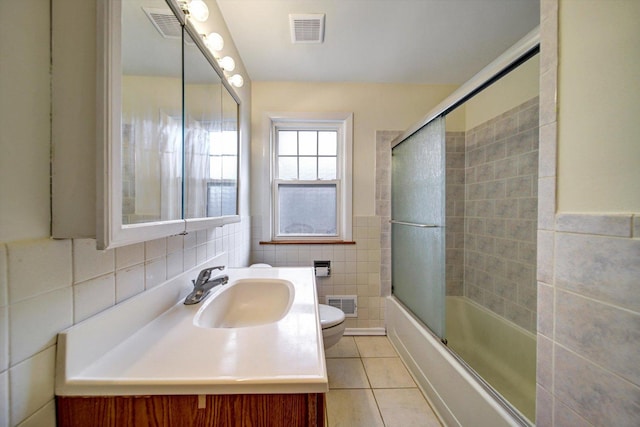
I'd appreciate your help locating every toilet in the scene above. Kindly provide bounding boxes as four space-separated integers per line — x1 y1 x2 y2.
250 264 346 349
318 303 346 349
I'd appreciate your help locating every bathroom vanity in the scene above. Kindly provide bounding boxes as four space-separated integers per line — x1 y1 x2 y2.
55 264 328 426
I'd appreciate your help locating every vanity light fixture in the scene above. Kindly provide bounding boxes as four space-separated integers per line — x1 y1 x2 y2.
204 32 224 52
228 74 244 88
179 0 209 22
219 56 236 72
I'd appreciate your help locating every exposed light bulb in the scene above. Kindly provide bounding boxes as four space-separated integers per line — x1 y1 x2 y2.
228 74 244 88
205 32 224 52
188 0 209 22
219 56 236 72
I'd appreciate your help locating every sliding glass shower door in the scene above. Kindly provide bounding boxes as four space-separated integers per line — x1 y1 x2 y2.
391 116 446 339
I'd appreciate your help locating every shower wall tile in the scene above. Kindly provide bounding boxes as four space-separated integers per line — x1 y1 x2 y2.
552 400 592 427
554 344 640 426
536 334 553 391
556 213 632 237
538 123 557 179
375 131 401 299
537 176 556 231
555 289 640 385
535 384 553 427
464 98 539 332
555 231 640 312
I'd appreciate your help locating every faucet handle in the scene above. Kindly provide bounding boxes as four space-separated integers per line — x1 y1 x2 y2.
193 265 225 286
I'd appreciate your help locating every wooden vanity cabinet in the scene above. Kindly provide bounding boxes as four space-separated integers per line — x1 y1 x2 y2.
57 393 325 427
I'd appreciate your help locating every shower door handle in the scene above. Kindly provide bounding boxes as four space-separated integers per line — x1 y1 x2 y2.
390 220 441 228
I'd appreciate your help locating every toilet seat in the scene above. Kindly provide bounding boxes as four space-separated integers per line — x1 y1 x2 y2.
319 304 345 329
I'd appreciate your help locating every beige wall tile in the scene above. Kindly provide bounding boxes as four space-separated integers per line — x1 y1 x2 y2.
10 288 72 365
8 239 72 303
115 243 145 269
73 239 114 284
9 346 55 426
73 274 115 323
17 400 56 427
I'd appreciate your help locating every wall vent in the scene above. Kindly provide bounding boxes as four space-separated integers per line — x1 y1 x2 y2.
289 14 325 44
326 295 357 317
143 8 182 39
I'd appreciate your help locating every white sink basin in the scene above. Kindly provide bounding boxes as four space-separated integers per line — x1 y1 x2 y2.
193 278 295 328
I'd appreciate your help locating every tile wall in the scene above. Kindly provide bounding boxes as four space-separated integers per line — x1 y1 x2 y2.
536 1 640 424
445 131 466 297
250 217 385 329
536 213 640 426
0 219 249 426
375 130 402 298
464 97 540 332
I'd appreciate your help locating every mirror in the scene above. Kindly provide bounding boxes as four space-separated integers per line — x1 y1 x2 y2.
220 81 239 216
183 27 239 220
98 0 240 249
121 0 183 225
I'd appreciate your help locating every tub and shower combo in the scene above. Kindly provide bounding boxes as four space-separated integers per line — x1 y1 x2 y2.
386 29 539 427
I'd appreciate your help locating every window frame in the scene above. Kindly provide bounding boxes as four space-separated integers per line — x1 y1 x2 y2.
262 112 353 242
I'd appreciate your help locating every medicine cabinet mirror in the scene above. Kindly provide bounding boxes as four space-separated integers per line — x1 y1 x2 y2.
98 0 240 249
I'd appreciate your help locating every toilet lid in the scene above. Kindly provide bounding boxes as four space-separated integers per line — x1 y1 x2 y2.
319 304 345 328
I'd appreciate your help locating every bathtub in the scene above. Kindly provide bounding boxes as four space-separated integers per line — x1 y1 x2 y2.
386 295 536 427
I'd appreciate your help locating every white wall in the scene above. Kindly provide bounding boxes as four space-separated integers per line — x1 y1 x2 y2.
0 0 51 243
557 0 640 212
0 1 251 426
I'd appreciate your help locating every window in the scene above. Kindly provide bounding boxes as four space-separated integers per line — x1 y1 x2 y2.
266 113 353 241
207 129 238 217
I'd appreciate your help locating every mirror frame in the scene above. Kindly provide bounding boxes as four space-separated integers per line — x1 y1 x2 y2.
97 0 241 249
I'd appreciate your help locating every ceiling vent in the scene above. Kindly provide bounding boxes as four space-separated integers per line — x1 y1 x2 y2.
289 13 325 44
143 7 195 45
143 7 182 40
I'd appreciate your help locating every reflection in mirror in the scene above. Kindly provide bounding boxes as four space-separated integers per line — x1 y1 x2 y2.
183 27 239 219
220 85 239 216
121 0 182 225
183 28 223 219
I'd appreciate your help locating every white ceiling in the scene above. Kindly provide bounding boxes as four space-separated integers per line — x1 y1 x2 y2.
216 0 540 85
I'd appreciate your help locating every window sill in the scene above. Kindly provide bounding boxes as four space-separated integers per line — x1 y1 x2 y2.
259 240 356 245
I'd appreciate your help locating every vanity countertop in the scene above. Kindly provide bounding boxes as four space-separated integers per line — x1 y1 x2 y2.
56 264 328 396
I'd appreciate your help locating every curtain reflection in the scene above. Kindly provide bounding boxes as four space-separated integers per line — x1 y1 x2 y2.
122 110 182 224
184 118 213 218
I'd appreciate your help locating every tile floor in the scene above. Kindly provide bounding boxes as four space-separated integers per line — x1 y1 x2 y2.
324 336 442 427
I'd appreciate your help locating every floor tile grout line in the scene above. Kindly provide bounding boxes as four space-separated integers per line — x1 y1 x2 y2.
326 336 444 427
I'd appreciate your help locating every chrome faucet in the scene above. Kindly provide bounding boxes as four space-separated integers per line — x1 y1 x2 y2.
183 266 229 305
